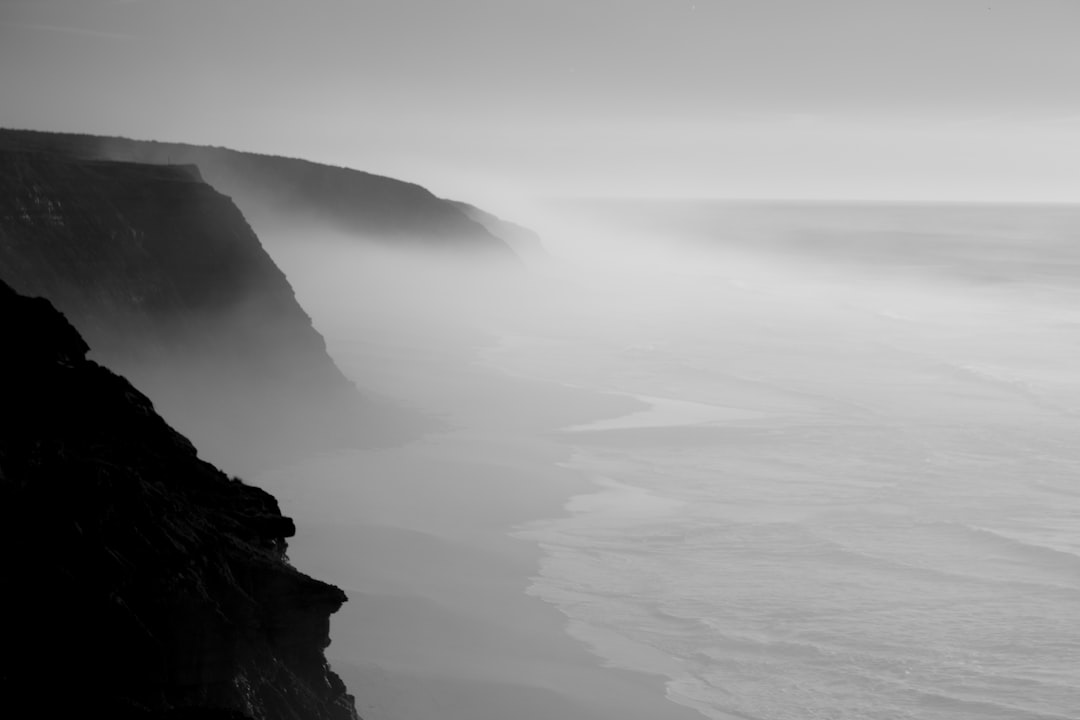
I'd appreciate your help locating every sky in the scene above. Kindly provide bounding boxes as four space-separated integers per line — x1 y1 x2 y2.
3 0 1080 208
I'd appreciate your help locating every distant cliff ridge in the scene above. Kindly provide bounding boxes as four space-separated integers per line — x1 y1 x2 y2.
447 200 560 276
0 145 422 473
0 128 521 262
0 149 334 361
0 280 358 720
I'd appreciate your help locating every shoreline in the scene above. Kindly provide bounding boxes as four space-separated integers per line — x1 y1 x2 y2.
255 329 713 720
562 393 767 432
514 469 725 720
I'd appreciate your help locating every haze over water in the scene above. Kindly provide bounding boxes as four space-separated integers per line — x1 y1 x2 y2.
487 201 1080 719
6 2 1080 718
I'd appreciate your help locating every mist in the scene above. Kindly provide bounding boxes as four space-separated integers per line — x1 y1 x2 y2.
238 199 1080 720
6 2 1080 718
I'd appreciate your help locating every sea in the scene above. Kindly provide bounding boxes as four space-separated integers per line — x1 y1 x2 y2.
495 202 1080 720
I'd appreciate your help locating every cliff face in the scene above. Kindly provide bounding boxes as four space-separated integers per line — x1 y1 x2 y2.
0 149 334 360
447 200 560 275
0 280 359 719
0 145 419 472
0 128 520 262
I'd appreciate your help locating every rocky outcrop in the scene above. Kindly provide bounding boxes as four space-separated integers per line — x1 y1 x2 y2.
0 145 423 472
0 279 359 719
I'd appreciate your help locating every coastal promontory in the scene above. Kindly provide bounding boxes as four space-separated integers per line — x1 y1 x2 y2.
0 279 359 719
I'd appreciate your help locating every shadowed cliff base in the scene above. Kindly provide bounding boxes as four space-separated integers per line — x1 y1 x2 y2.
0 280 359 720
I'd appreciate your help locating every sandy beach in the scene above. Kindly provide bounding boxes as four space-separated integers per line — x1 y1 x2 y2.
254 328 711 720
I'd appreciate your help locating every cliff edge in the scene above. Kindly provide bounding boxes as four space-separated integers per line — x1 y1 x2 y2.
0 279 359 720
0 146 424 473
0 128 520 261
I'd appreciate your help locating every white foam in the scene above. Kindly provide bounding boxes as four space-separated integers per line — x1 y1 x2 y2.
562 393 766 432
563 475 686 518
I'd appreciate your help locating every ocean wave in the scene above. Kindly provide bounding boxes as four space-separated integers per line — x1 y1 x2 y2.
525 513 1080 720
922 520 1080 575
695 630 836 663
664 678 769 720
664 653 1080 720
823 533 1080 596
926 361 1080 417
1032 479 1080 499
669 519 1080 598
669 631 1080 720
900 685 1079 720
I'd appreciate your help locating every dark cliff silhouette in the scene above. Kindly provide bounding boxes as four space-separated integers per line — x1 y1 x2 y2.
0 280 359 720
0 144 426 473
0 128 521 263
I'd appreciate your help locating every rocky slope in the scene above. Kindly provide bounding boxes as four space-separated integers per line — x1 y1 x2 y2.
0 279 359 720
0 144 421 473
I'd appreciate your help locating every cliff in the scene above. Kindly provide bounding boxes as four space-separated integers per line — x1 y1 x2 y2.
447 200 562 276
0 128 520 262
0 145 421 473
0 279 359 720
